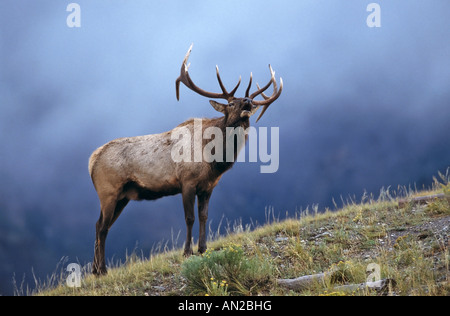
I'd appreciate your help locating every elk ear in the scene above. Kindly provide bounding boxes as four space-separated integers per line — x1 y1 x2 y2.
209 100 227 114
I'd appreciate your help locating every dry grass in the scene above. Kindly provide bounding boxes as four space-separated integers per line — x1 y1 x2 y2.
36 171 450 296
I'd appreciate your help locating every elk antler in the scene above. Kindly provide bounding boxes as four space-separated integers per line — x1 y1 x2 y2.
176 44 283 123
176 44 241 102
249 65 283 123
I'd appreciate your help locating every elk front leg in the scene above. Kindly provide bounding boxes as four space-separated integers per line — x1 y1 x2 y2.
182 185 196 257
197 191 212 254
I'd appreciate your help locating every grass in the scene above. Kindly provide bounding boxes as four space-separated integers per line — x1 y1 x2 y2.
35 170 450 296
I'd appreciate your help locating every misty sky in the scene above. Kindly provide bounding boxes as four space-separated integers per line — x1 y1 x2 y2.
0 1 449 294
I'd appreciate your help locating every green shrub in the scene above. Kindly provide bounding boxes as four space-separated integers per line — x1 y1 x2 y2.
181 243 273 296
425 198 450 216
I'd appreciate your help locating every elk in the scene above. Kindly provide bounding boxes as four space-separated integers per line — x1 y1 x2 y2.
89 44 283 275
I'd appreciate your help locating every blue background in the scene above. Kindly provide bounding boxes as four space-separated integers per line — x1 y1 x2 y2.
0 1 449 295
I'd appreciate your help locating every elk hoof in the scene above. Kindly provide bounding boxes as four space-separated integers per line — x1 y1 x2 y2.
92 267 108 276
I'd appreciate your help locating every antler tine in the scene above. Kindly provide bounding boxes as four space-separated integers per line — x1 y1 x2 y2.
175 44 193 101
249 78 275 122
215 65 228 95
245 73 253 98
248 65 283 123
229 75 242 99
176 44 241 101
249 65 276 100
256 84 275 101
252 76 282 106
254 78 283 123
216 66 242 100
257 72 278 100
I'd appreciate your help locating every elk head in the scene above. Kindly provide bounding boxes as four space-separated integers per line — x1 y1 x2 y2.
175 44 283 125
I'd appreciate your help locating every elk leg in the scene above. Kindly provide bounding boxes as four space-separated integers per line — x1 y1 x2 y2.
197 191 211 254
93 196 126 275
93 213 112 275
182 185 196 257
111 198 129 226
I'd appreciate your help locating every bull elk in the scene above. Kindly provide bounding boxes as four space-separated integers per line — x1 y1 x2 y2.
89 44 283 275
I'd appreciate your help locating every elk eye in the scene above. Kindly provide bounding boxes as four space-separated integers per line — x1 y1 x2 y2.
229 102 235 107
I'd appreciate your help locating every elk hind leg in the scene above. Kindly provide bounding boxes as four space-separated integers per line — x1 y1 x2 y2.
93 196 128 275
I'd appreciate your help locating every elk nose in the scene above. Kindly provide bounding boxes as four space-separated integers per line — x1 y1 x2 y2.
243 98 252 105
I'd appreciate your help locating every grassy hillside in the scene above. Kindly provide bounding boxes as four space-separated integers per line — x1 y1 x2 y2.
37 172 449 296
